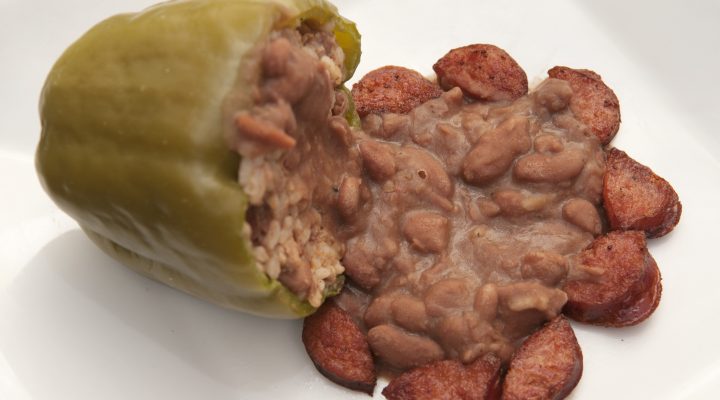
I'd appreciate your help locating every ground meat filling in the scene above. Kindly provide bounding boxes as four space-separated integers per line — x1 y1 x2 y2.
336 79 606 370
233 28 361 307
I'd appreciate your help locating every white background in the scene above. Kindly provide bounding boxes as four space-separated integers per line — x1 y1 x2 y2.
1 0 719 399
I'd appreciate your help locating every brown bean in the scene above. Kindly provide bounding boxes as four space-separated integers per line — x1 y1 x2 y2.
493 189 554 217
548 66 621 145
502 316 582 400
234 112 296 152
573 145 606 204
351 66 443 117
277 261 312 300
513 148 587 183
497 282 567 316
532 78 573 113
534 134 564 153
359 140 397 182
336 176 361 221
392 295 430 332
563 230 662 326
383 355 503 400
520 252 569 287
477 198 501 218
462 116 531 186
383 113 412 137
364 295 394 328
367 325 445 370
302 301 376 395
603 148 681 238
434 313 492 362
402 211 450 253
492 189 526 216
342 239 383 290
474 283 499 321
399 147 454 198
496 282 567 339
261 37 317 104
562 198 602 235
424 279 472 317
433 44 528 101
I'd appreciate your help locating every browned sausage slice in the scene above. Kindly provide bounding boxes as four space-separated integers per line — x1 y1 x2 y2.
382 354 503 400
433 44 528 102
563 231 662 327
604 148 682 238
302 301 376 394
547 66 620 145
351 66 443 117
502 316 583 400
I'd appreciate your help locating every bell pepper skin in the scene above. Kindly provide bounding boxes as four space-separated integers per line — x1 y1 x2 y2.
36 0 361 318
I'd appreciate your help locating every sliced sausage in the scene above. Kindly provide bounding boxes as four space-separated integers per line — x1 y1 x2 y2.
502 316 583 400
603 148 682 238
547 66 620 145
383 354 503 400
563 230 662 327
433 44 528 101
351 66 443 117
302 301 376 395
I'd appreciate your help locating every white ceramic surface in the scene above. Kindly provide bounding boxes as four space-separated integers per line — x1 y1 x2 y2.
1 1 719 399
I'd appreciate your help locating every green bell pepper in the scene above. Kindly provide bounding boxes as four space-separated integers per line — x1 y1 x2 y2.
36 0 361 318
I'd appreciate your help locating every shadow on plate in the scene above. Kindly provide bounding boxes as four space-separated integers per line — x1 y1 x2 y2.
3 229 329 398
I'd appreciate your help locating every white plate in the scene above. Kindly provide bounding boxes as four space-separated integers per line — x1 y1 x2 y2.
1 1 719 399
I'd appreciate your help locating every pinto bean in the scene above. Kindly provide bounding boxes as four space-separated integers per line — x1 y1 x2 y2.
520 252 569 287
364 295 394 328
492 189 552 216
278 260 313 300
351 66 443 117
424 279 472 317
548 66 620 145
563 231 662 326
359 140 397 182
433 44 528 101
367 325 445 370
392 295 430 332
462 116 531 186
532 78 573 113
383 113 412 138
399 147 454 198
513 148 587 183
492 189 525 216
603 148 681 238
502 316 583 400
302 301 376 395
433 313 497 362
477 198 501 218
474 283 499 321
562 197 602 235
343 239 383 290
534 134 564 153
336 176 361 221
234 111 296 154
402 211 450 253
496 282 567 338
382 355 503 400
497 282 567 316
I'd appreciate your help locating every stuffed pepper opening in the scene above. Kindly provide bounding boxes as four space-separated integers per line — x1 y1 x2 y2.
230 25 362 307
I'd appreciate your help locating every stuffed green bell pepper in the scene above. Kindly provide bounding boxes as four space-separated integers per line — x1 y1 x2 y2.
36 0 363 318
